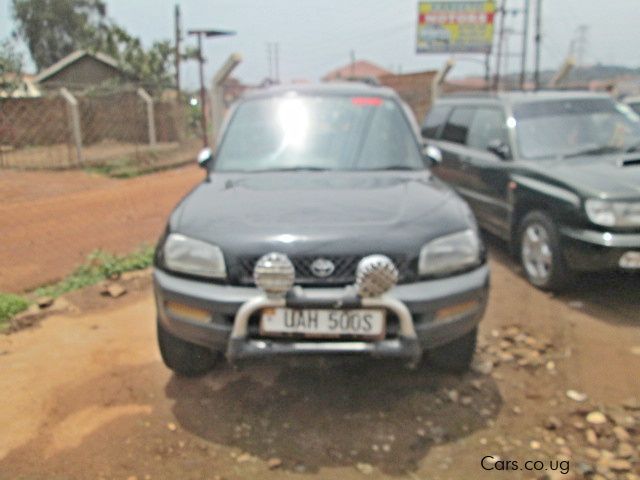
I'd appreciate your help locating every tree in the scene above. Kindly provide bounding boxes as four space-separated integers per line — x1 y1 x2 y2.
0 39 25 94
12 0 108 71
12 0 175 90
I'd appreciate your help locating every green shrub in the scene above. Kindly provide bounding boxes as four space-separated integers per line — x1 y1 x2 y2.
34 245 155 298
0 293 29 326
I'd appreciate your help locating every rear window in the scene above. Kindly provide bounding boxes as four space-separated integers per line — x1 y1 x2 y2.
421 105 451 139
441 107 476 144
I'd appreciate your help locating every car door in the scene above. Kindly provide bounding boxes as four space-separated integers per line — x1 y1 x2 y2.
429 106 478 194
462 107 514 239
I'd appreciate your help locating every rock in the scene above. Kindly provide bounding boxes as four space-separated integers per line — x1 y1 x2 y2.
545 416 563 430
586 411 607 425
498 352 514 362
608 459 632 472
622 397 640 411
471 379 483 390
356 463 374 475
568 300 584 309
546 361 556 371
566 390 588 402
36 296 54 308
617 443 634 458
447 390 459 403
106 283 127 298
585 448 600 460
483 455 500 466
612 426 630 442
530 440 541 450
572 420 586 430
166 422 177 432
382 444 391 452
416 428 426 437
236 452 252 463
267 458 282 469
585 429 598 446
461 396 473 406
512 406 522 415
471 359 493 375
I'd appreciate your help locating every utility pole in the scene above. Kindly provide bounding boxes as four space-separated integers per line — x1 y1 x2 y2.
534 0 542 90
350 50 356 77
493 0 507 91
188 29 236 147
266 42 273 81
519 0 530 89
174 4 181 100
274 42 280 83
575 24 589 67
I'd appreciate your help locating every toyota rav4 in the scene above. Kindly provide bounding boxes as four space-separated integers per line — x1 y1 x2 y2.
153 83 489 376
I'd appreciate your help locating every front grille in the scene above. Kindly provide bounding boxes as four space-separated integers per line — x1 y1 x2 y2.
236 254 414 286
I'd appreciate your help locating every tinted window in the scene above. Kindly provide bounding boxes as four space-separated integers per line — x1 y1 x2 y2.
513 98 640 159
441 107 476 144
214 95 424 172
421 105 451 138
467 108 508 150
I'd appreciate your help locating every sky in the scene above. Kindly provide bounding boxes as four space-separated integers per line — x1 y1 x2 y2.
1 0 639 89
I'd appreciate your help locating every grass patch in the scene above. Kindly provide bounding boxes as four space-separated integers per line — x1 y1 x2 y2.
33 245 155 298
0 293 30 330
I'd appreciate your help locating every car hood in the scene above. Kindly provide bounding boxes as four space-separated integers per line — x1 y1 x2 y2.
172 171 472 259
525 154 640 198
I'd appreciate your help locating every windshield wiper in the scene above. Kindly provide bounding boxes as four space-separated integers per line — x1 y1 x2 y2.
256 167 330 172
368 165 421 171
563 145 622 158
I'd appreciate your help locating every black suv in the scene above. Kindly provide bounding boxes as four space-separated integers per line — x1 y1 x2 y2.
422 91 640 290
153 83 489 376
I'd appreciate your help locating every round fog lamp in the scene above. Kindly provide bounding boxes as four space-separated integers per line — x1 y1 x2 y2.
355 255 399 298
253 252 295 296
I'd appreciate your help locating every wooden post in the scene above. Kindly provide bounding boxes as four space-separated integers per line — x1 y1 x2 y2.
137 88 157 146
60 88 83 165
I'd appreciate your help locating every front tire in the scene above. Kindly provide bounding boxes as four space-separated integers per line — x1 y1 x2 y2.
428 327 477 372
157 321 218 377
517 211 570 290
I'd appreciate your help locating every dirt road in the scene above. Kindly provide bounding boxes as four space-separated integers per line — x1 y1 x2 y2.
1 249 639 480
0 166 202 293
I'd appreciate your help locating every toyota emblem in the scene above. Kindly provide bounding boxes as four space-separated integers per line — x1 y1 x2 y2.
310 258 335 278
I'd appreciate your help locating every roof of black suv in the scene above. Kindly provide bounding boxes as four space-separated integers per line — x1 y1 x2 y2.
243 82 399 101
439 90 613 107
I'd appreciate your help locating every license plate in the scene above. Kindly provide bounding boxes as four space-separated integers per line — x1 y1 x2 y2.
260 308 386 339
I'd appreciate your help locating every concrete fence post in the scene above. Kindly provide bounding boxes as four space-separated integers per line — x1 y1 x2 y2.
210 53 242 147
137 88 157 146
60 88 83 165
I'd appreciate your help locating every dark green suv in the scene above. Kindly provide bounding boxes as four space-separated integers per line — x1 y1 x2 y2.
422 91 640 290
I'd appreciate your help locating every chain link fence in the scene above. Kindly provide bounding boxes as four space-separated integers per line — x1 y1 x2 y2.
0 86 200 171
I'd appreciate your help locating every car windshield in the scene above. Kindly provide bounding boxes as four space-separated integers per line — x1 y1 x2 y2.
213 94 425 172
513 98 640 159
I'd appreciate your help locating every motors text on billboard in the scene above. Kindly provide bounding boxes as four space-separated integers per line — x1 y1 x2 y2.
417 1 495 54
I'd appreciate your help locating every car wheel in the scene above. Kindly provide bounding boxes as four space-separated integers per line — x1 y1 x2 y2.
518 211 570 290
428 327 477 373
157 321 219 377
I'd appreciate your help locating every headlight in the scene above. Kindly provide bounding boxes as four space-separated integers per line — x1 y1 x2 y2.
418 229 481 276
585 199 640 227
163 233 226 279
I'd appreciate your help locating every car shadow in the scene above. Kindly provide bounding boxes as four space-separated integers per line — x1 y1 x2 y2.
165 358 502 475
482 231 640 326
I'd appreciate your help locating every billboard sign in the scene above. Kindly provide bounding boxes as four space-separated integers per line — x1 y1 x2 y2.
417 1 496 54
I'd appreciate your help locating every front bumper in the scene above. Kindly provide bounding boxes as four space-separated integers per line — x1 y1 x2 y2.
153 264 489 362
560 227 640 271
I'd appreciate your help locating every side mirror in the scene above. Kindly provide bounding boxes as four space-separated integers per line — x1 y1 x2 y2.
487 139 511 160
423 144 443 166
197 147 213 168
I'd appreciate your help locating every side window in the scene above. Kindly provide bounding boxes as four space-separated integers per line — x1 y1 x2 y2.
441 107 476 144
421 105 451 139
467 108 509 150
